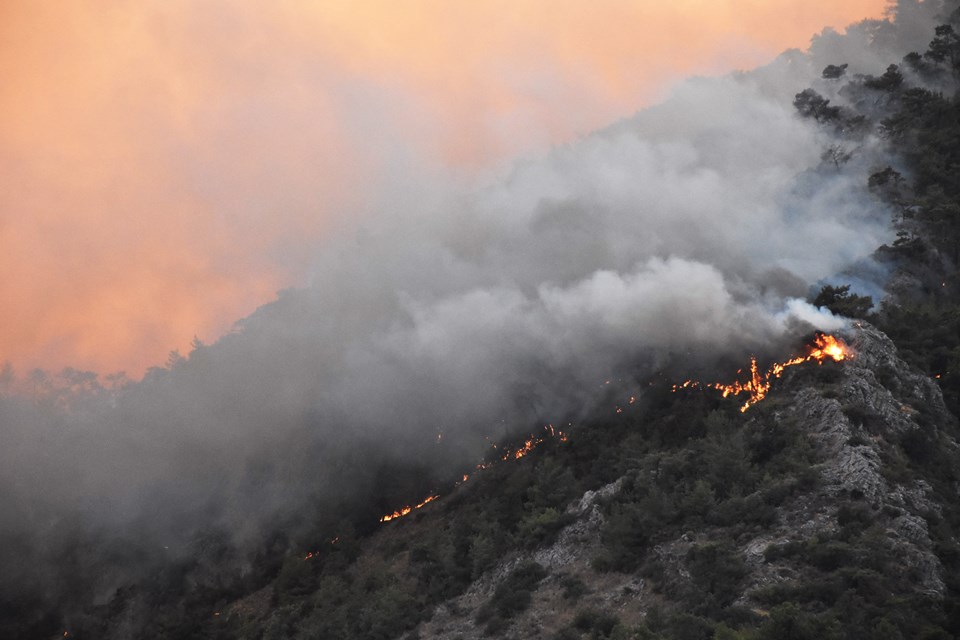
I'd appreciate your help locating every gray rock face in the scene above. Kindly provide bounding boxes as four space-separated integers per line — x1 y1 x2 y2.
847 322 951 426
418 478 628 639
744 321 950 597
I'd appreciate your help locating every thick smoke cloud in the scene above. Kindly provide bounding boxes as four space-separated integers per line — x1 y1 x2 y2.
0 0 952 620
0 0 891 375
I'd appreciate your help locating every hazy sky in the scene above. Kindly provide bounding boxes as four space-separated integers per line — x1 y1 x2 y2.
0 0 888 376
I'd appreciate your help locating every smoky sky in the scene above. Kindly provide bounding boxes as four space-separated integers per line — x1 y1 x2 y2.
0 0 893 375
0 0 953 613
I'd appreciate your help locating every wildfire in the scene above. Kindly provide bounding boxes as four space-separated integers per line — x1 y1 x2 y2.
808 333 848 362
500 424 569 461
505 436 541 460
379 494 439 523
304 536 341 560
377 424 568 524
673 333 851 412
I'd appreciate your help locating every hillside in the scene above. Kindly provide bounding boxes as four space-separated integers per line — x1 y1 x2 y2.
4 3 960 639
128 321 960 640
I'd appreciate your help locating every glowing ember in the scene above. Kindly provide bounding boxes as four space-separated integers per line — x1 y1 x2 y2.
304 536 342 560
505 436 541 460
379 494 440 523
377 424 568 524
497 424 568 461
673 333 852 412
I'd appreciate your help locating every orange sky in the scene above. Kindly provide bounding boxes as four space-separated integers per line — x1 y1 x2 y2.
0 0 888 377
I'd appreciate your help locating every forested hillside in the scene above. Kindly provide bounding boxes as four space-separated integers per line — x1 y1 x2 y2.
797 4 960 416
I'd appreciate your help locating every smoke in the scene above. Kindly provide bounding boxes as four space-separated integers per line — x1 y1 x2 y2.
0 0 892 375
0 0 953 627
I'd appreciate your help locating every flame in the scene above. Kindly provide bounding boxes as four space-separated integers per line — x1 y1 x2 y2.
807 333 848 362
673 333 851 412
497 424 568 461
304 535 342 560
505 436 541 460
379 494 440 523
304 423 572 560
377 424 568 524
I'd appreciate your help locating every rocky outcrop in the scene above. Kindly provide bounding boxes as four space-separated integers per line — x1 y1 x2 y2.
741 321 951 598
417 478 641 639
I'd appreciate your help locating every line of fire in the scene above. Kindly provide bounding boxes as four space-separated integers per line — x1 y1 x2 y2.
672 333 852 412
303 333 850 561
375 425 571 525
301 424 571 560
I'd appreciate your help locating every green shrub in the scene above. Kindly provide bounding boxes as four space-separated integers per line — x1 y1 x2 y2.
572 608 620 637
518 508 574 548
560 574 589 600
475 561 548 631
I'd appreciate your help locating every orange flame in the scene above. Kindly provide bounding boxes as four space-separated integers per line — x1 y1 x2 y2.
807 333 848 362
673 333 851 412
304 536 342 560
304 425 573 558
379 494 440 523
376 424 568 524
497 424 568 461
505 436 542 460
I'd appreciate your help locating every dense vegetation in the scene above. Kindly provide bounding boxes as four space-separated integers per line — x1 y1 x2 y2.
188 354 959 640
800 7 960 416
